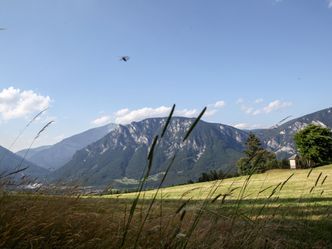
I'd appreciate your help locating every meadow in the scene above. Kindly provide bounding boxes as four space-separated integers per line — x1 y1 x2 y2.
1 165 332 249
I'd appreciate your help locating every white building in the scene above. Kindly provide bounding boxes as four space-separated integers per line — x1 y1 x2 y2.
289 154 300 169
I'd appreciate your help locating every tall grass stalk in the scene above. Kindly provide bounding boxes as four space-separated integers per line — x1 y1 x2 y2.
17 121 54 170
0 120 54 182
120 135 159 247
131 106 207 248
121 104 180 248
0 108 48 165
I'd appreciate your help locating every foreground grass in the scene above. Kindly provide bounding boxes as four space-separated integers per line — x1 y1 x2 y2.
1 165 332 249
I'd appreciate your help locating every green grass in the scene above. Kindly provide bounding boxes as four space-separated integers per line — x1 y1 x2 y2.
1 165 332 248
107 164 332 200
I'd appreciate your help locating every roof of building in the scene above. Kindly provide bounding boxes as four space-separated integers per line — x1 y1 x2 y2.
289 154 299 160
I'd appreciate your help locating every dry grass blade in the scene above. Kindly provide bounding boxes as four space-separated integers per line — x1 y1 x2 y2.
14 120 55 177
0 166 29 179
147 135 159 161
181 179 223 249
133 155 177 249
309 186 315 194
180 210 186 221
122 132 161 247
161 104 175 138
27 108 49 128
321 175 328 185
176 198 192 214
183 107 206 142
279 173 294 191
258 185 274 194
268 182 282 199
270 115 292 129
278 115 292 124
146 135 159 177
181 187 203 197
307 167 314 178
121 195 139 247
230 186 241 193
0 108 48 165
211 193 222 203
221 194 228 204
314 172 323 188
21 120 54 158
34 121 54 140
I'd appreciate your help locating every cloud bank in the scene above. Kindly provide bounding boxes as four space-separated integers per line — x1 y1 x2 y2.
0 87 51 120
92 115 112 126
113 101 226 124
114 106 199 124
234 123 267 130
238 99 292 116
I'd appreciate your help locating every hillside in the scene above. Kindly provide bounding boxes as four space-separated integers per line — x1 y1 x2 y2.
16 123 118 171
0 146 49 180
49 107 332 188
113 164 332 200
253 107 332 158
51 117 248 187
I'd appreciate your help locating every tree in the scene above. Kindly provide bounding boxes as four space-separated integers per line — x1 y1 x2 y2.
294 124 332 166
198 169 225 182
237 133 277 175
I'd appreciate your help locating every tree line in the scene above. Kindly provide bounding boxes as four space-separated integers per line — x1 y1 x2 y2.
196 124 332 182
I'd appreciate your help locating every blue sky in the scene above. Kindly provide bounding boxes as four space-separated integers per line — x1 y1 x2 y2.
0 0 332 151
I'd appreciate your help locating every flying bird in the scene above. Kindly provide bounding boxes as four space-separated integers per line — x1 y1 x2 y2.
119 56 130 62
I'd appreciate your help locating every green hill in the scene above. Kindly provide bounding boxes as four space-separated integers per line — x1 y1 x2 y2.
111 164 332 200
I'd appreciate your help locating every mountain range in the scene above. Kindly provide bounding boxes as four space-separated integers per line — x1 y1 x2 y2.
50 118 248 188
1 106 331 188
16 123 117 171
0 146 49 180
50 107 332 188
254 107 332 158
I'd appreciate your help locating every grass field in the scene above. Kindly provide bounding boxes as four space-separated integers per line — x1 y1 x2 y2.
112 164 332 200
1 165 332 249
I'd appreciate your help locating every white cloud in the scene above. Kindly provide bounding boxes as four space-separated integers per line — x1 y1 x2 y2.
114 106 210 124
0 86 51 120
239 99 292 116
237 98 251 114
214 100 226 108
234 123 266 130
262 100 292 113
115 108 129 116
205 109 218 117
175 108 198 117
234 123 249 129
241 105 254 115
112 103 225 124
115 106 172 124
92 115 112 126
198 100 226 118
